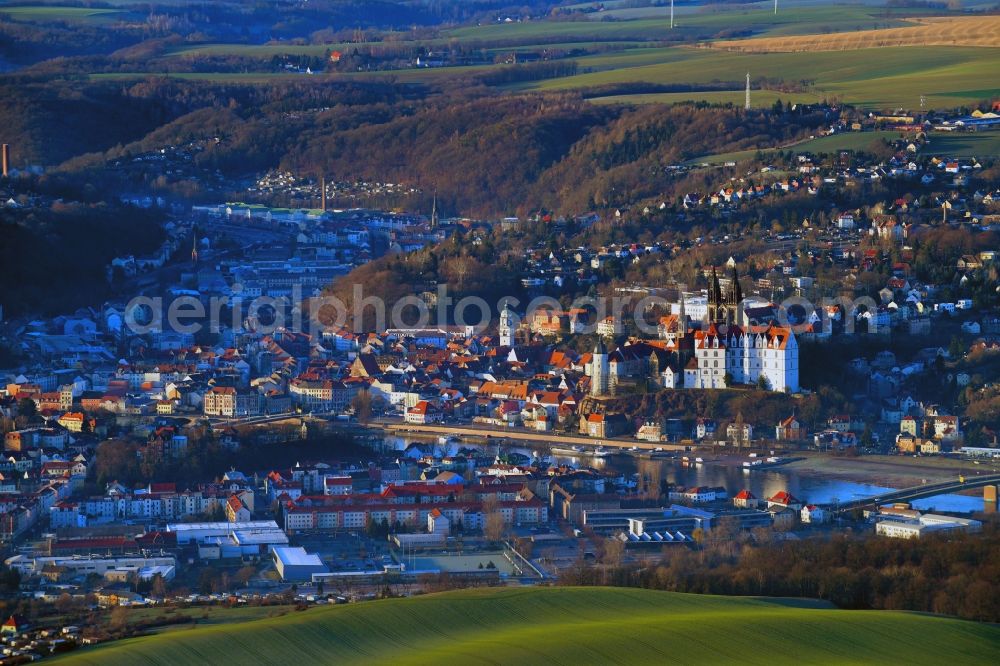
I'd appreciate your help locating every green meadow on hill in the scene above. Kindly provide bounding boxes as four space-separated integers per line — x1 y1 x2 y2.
56 587 1000 666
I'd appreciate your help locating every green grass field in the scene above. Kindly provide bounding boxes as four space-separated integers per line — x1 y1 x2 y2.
448 6 936 43
91 71 303 83
687 130 927 165
166 41 990 112
109 604 296 634
169 3 950 60
169 42 361 58
517 45 1000 110
924 131 1000 158
143 3 995 112
588 89 823 106
0 5 123 22
54 587 1000 665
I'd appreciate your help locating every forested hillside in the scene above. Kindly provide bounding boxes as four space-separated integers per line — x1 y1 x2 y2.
0 75 831 216
0 200 164 316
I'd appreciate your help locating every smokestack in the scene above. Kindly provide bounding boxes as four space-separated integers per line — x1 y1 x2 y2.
321 175 326 212
1 144 8 178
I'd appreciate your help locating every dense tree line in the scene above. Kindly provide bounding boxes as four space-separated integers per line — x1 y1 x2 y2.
0 201 165 317
560 522 1000 622
89 428 364 489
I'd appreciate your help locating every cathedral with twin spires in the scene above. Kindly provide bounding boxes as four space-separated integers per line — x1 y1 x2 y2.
686 264 799 392
583 263 799 397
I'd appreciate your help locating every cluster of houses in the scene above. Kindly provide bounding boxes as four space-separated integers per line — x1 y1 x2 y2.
681 148 994 211
275 471 548 536
49 478 256 529
1 615 91 661
564 480 833 546
108 138 229 200
249 170 418 204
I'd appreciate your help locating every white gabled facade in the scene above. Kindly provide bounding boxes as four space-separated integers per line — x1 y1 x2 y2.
692 324 728 389
691 324 798 392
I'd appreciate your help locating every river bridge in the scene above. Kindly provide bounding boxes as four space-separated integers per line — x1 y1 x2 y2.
823 474 1000 513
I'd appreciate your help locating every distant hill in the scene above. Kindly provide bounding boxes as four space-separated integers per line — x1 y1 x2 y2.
55 587 1000 665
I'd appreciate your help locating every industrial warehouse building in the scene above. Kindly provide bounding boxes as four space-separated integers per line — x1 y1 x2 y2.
166 521 289 560
272 546 328 582
875 513 982 539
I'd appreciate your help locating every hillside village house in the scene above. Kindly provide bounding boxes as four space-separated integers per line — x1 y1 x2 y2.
733 489 759 509
726 421 753 444
405 401 442 425
801 505 829 524
580 413 629 438
203 386 263 418
766 491 803 511
775 416 804 441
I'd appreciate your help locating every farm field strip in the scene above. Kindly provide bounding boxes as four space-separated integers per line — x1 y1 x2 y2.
0 5 124 22
713 15 1000 51
588 90 823 106
521 45 1000 109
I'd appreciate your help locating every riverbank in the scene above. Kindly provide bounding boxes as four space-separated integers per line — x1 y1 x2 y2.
372 422 998 496
783 452 999 490
376 421 689 452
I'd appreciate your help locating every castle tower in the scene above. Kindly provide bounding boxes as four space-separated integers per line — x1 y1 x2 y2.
591 338 610 397
498 303 514 347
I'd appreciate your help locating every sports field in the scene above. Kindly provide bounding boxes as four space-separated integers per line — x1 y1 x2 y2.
54 587 1000 665
409 552 520 575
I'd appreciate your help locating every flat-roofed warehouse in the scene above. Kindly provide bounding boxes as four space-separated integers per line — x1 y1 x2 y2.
166 521 289 559
272 546 328 582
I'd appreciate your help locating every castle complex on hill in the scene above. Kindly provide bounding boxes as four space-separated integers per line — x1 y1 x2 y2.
589 265 799 396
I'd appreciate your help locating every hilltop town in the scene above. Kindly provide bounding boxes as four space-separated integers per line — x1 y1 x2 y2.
2 118 1000 654
1 0 1000 659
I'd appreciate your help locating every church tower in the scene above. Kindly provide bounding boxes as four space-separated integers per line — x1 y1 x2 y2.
707 266 726 324
591 338 610 397
677 290 689 337
728 265 744 327
499 303 514 347
191 233 199 264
